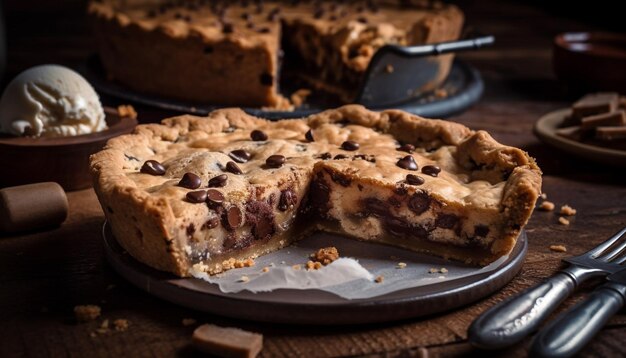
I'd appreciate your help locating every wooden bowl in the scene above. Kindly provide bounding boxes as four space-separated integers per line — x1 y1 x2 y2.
554 32 626 92
0 112 137 191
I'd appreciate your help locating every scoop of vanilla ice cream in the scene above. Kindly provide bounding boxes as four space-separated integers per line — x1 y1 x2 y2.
0 64 107 137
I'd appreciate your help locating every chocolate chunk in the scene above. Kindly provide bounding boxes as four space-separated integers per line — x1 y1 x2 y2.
305 129 314 142
406 174 425 185
140 160 166 176
309 179 330 212
436 214 459 229
397 155 418 171
208 174 228 187
246 200 275 240
266 154 285 168
225 161 243 175
250 129 268 141
572 93 619 121
596 126 626 140
186 223 195 238
474 225 490 237
409 225 429 240
257 27 270 33
206 189 225 207
202 217 220 230
408 191 430 215
325 168 351 187
364 198 388 217
581 110 626 129
259 73 273 86
357 16 367 23
226 206 243 229
334 154 349 160
278 189 297 211
222 22 234 34
186 190 208 203
318 152 331 160
421 165 441 177
385 217 409 236
397 144 415 153
229 149 251 163
341 140 360 151
179 172 202 189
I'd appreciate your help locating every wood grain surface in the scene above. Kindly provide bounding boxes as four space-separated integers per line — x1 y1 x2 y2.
1 1 625 357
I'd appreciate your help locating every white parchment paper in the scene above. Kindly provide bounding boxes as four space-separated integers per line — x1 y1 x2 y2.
191 232 508 300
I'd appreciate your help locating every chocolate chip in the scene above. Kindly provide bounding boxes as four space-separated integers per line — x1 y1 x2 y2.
475 225 490 237
208 174 228 187
257 27 270 33
398 144 415 153
259 73 273 86
254 217 274 240
318 152 331 160
397 155 418 171
422 165 441 177
334 154 349 160
186 223 195 238
326 168 351 187
222 22 234 34
206 189 225 206
436 214 459 229
341 140 360 151
406 174 425 185
408 191 430 215
140 160 166 175
266 154 285 168
357 16 367 23
226 206 243 229
314 8 324 18
225 161 243 175
278 189 297 211
203 217 220 230
241 12 250 20
179 172 202 189
229 149 251 163
250 129 268 141
305 129 314 142
186 190 208 203
364 198 388 217
310 178 330 214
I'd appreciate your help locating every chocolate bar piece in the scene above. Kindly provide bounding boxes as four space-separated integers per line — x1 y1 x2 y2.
572 92 619 122
581 110 626 129
595 126 626 141
192 324 263 358
0 182 68 233
555 125 585 141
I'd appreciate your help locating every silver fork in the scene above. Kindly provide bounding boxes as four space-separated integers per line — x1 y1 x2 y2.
468 225 626 349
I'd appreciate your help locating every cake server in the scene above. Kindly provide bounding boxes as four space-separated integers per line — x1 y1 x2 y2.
355 33 494 107
468 225 626 349
530 267 626 358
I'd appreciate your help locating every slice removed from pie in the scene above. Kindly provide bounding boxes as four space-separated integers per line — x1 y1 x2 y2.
91 105 541 276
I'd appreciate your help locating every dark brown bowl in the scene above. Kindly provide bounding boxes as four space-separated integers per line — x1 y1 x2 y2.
0 113 137 191
554 32 626 92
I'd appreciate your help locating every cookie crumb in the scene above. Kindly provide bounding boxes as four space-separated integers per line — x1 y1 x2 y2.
560 205 577 216
428 267 438 274
375 275 384 283
434 88 448 98
440 268 448 274
428 267 448 274
397 262 407 269
222 257 255 271
74 305 101 322
262 267 270 273
385 64 394 73
182 318 197 326
558 217 570 225
117 104 137 119
550 244 567 252
310 247 340 265
290 88 312 108
306 260 323 271
239 275 250 283
540 193 547 200
292 264 301 271
113 319 130 332
539 201 555 211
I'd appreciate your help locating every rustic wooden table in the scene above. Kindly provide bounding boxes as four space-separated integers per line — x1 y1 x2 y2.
1 1 625 357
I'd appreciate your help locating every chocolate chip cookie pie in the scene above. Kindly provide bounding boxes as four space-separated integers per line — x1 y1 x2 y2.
91 105 541 276
88 0 463 107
